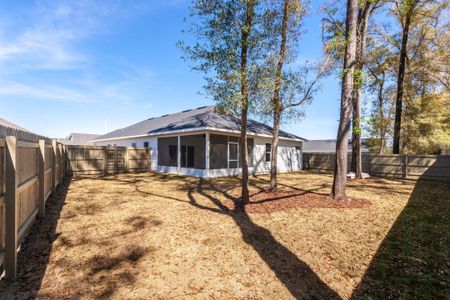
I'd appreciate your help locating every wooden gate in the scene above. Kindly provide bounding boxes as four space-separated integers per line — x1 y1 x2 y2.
106 147 125 174
66 145 151 176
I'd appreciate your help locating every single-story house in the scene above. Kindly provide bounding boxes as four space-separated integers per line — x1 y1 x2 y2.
91 105 305 178
303 139 370 153
58 132 100 145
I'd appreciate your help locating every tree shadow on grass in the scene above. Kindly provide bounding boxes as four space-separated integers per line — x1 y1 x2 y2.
128 175 340 298
351 177 450 299
0 178 71 299
186 178 341 300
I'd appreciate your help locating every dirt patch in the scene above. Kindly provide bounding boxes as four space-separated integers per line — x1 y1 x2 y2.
224 190 371 213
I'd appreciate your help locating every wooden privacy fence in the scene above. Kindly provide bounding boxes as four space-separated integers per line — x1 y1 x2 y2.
302 153 450 181
0 140 152 280
66 145 151 176
0 136 66 280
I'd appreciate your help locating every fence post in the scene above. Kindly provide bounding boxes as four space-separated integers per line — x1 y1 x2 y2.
403 155 408 179
147 147 151 171
38 140 46 218
125 147 129 173
368 153 371 176
51 139 57 192
5 136 18 280
61 145 65 178
58 144 63 181
113 144 118 174
66 145 72 176
103 147 108 175
66 145 70 176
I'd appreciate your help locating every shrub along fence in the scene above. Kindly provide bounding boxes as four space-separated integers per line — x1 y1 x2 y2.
302 152 450 181
66 145 151 176
0 138 151 281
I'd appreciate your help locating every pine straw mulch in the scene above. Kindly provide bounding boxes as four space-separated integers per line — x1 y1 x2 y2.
0 172 447 299
224 190 371 213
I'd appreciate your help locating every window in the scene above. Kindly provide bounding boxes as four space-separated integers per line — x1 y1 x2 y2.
131 142 137 147
265 143 271 162
144 141 149 148
295 146 301 151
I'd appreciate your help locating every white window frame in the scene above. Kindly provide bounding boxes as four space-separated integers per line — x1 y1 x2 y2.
265 143 271 162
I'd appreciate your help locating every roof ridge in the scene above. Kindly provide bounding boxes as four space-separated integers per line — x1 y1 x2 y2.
146 105 214 121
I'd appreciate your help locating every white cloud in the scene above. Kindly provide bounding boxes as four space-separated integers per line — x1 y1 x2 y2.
0 82 92 103
0 64 155 104
0 1 177 106
0 1 99 70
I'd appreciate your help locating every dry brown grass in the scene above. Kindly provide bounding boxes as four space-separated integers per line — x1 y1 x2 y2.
0 171 448 299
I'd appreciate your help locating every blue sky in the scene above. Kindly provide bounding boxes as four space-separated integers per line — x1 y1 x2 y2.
0 0 340 139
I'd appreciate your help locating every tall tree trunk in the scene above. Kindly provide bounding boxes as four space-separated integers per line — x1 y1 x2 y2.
351 1 371 179
377 78 386 154
351 86 362 176
270 108 280 191
236 0 255 209
393 13 412 154
269 0 289 192
331 0 358 200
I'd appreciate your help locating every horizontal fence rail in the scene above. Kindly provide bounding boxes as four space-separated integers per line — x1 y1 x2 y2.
66 145 151 176
302 153 450 181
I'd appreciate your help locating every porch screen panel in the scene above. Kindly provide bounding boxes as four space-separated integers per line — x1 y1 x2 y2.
210 135 228 169
158 137 178 167
209 135 254 169
180 134 205 169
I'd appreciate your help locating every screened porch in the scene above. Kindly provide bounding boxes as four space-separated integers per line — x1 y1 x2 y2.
157 133 254 177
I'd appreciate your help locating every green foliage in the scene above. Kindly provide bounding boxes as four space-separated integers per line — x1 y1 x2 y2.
401 92 450 154
362 0 449 155
353 69 366 87
179 0 268 115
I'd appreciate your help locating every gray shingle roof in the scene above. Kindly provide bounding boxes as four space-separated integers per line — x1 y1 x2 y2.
94 106 304 141
70 132 100 145
0 117 32 132
58 132 100 145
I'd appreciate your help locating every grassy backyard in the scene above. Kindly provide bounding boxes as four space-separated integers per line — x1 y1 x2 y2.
0 172 448 299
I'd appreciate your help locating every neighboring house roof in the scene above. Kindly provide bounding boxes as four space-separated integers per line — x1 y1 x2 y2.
0 117 49 142
303 139 370 153
70 132 100 145
93 106 305 142
0 117 32 133
59 132 100 145
57 138 76 145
